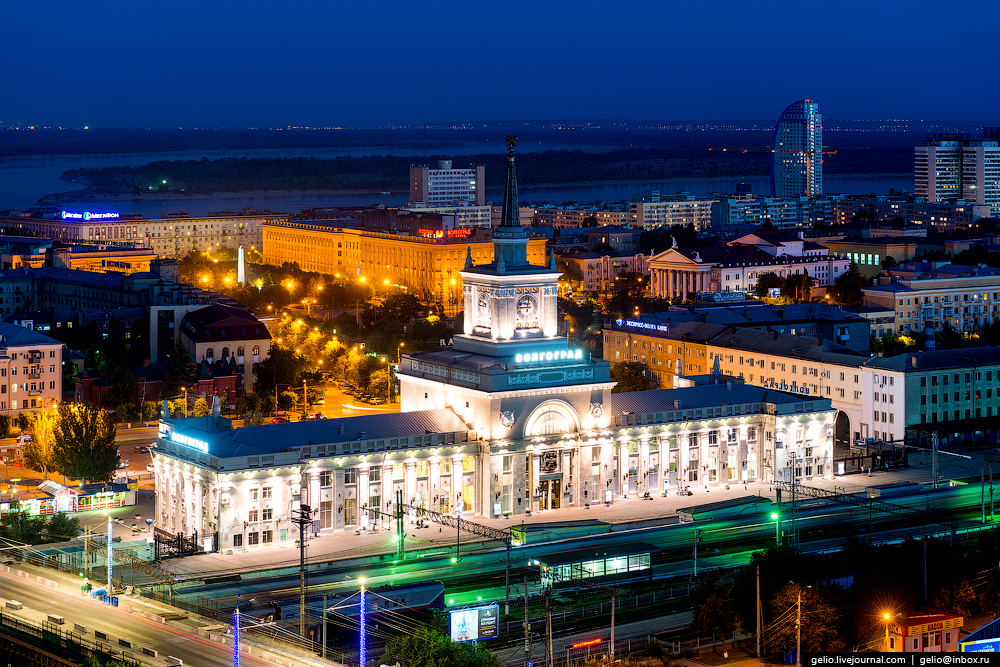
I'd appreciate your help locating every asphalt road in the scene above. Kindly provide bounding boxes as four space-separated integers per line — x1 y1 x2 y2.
0 567 285 667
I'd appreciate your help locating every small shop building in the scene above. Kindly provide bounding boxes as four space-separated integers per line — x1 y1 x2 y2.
886 609 963 652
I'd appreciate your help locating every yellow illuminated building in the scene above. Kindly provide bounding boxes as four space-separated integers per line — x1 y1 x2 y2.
263 221 548 310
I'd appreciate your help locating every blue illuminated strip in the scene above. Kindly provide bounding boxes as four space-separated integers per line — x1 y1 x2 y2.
514 349 583 363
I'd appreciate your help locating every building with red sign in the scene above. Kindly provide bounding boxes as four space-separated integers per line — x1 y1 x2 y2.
885 609 963 652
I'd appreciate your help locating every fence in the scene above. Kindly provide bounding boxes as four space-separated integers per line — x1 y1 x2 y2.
0 609 139 666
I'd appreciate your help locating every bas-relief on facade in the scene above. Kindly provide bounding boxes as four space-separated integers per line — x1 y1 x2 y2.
151 140 838 552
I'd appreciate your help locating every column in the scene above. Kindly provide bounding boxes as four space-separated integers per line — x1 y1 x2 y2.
405 462 417 510
194 478 203 537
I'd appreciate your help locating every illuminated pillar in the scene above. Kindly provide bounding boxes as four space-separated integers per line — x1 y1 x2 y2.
359 580 367 667
106 511 113 589
233 606 241 667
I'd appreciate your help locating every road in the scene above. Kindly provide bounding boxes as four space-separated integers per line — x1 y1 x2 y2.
0 565 319 667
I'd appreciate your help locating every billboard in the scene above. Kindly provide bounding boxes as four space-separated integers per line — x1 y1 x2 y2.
449 605 499 643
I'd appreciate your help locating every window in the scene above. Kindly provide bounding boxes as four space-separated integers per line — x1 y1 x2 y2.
262 486 272 499
233 534 243 548
503 454 513 471
249 488 258 501
344 468 358 484
248 532 259 545
262 530 273 544
262 508 272 520
248 509 259 522
393 462 405 480
462 456 474 472
320 471 332 487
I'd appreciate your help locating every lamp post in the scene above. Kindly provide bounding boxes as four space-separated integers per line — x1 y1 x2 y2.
359 577 367 667
771 511 781 546
233 595 256 667
105 509 114 591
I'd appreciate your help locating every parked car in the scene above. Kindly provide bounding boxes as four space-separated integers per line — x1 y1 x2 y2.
146 464 155 472
269 417 287 424
307 413 326 420
133 445 149 453
368 397 386 405
118 460 130 469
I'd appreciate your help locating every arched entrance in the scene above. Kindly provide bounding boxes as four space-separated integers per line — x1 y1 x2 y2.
523 401 581 511
834 411 851 454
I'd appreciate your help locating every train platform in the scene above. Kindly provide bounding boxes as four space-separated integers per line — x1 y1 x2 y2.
153 446 986 580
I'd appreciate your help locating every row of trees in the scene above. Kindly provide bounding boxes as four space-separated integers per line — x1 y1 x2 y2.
20 405 119 483
694 534 1000 655
0 510 80 545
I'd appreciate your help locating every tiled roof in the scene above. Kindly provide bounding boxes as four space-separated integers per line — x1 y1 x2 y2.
0 322 62 347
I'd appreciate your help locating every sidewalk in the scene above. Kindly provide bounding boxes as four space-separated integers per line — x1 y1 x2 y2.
160 447 984 580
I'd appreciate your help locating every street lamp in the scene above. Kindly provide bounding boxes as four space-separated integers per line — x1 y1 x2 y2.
771 511 781 546
233 595 256 667
105 509 114 591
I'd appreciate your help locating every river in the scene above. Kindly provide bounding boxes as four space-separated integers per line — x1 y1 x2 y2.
0 147 913 218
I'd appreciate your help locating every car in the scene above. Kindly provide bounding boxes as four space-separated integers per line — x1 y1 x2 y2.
138 446 149 453
118 460 130 469
146 464 155 472
307 413 326 420
270 417 287 424
368 397 386 405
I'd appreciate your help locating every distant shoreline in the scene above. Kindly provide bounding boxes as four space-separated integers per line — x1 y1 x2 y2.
40 172 914 206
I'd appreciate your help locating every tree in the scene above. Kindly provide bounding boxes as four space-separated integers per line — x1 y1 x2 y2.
692 573 739 656
828 262 869 307
277 391 297 414
367 367 391 401
0 510 46 545
610 361 657 393
52 404 119 483
44 512 81 543
0 414 10 439
170 399 186 418
140 401 159 425
781 270 813 302
235 396 247 419
255 344 309 393
243 410 264 427
754 272 784 299
161 340 195 399
931 576 977 618
193 397 209 417
23 410 57 479
767 583 844 653
16 412 30 434
104 367 137 417
881 255 899 269
385 626 498 667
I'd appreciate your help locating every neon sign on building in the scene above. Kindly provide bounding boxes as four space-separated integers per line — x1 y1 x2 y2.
61 211 120 221
514 349 583 363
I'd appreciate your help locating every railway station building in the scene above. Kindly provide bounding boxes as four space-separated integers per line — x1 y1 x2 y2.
151 140 838 553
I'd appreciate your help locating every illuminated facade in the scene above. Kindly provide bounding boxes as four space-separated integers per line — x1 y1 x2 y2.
0 214 268 258
261 220 547 306
151 140 836 552
410 160 486 206
771 100 823 198
915 131 1000 215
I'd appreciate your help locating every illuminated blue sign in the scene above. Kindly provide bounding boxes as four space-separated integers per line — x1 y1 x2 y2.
171 432 209 454
61 211 120 221
514 349 583 363
622 320 669 333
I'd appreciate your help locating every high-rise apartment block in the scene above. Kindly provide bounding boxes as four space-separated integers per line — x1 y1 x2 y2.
915 130 1000 215
409 160 485 206
771 100 823 198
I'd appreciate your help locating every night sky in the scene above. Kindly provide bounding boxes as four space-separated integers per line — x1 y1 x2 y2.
6 0 997 128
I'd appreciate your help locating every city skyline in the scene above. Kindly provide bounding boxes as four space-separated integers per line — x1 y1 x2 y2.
4 0 998 129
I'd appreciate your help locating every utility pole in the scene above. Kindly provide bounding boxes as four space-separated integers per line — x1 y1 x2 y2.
796 586 802 667
505 541 511 615
932 431 939 488
523 568 530 654
395 490 405 560
303 378 308 415
693 529 703 578
545 590 553 667
991 464 995 521
290 503 312 638
982 466 986 523
756 565 762 658
609 588 616 660
322 593 327 659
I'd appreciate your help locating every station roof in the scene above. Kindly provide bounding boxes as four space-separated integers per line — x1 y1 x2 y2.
516 520 610 533
536 542 659 566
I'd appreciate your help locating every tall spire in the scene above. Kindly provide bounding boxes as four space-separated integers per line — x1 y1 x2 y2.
491 134 531 268
500 133 520 228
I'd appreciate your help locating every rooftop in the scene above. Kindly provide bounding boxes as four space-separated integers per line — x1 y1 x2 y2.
606 381 832 415
865 347 1000 373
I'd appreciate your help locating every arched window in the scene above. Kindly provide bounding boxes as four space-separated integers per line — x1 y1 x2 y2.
222 347 229 360
237 346 245 357
524 401 579 438
252 345 260 356
206 347 214 361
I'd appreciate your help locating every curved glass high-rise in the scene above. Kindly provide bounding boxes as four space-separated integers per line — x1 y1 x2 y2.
770 100 823 197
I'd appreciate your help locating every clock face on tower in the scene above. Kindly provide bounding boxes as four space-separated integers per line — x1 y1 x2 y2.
517 294 536 318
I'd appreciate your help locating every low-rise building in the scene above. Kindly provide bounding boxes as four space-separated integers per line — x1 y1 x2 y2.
629 198 716 230
558 251 649 294
885 609 963 653
0 322 64 415
863 262 1000 333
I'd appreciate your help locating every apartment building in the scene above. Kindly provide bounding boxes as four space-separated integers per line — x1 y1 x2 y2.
261 219 548 309
0 322 63 415
532 207 629 228
558 251 649 293
603 320 868 448
629 198 716 230
0 213 269 258
409 160 485 206
862 348 1000 447
403 204 493 229
863 262 1000 333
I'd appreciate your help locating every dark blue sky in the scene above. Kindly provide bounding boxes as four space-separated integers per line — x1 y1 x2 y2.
6 0 997 128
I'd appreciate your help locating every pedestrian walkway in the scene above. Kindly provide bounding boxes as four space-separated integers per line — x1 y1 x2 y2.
160 447 986 580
